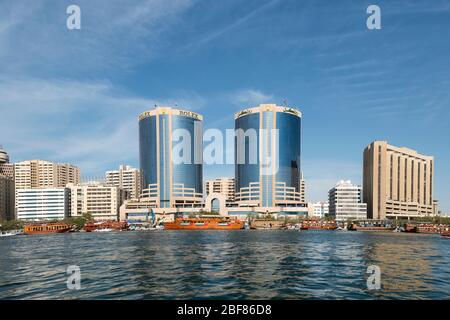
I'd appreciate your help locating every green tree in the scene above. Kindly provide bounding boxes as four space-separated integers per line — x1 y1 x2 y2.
0 220 24 231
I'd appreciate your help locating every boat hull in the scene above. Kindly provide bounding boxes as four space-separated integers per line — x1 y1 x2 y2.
84 221 128 232
165 218 244 230
250 220 285 230
355 226 396 232
415 228 441 234
300 220 338 231
164 223 244 230
24 228 71 235
24 224 72 235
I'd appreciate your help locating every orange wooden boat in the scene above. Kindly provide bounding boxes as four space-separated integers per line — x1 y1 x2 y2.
164 217 244 230
84 221 128 232
24 222 72 235
415 224 442 234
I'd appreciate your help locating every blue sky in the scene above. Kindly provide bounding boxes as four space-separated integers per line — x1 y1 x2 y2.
0 0 449 212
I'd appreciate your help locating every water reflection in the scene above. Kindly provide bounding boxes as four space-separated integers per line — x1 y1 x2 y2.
0 231 449 299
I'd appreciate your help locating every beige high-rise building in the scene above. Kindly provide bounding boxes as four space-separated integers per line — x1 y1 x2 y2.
14 160 80 189
105 165 141 199
363 141 435 219
205 177 236 204
0 174 15 221
68 182 126 221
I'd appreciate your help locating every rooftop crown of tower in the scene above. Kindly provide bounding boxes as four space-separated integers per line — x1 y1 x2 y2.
0 146 9 164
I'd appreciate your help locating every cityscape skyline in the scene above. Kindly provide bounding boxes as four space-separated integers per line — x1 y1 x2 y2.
1 0 449 212
1 102 447 213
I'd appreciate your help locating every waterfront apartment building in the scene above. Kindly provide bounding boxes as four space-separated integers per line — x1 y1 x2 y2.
16 188 70 221
363 141 435 219
139 107 203 208
234 104 303 208
205 178 236 204
0 146 14 179
0 175 15 221
309 201 329 219
68 182 126 221
106 165 141 199
329 180 367 221
14 160 80 190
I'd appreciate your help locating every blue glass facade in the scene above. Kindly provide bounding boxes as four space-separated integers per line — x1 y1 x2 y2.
171 115 203 194
235 113 260 193
276 111 301 191
235 105 302 206
139 108 203 207
139 115 157 189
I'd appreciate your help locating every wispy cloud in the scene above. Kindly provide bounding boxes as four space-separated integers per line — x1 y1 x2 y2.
229 89 275 108
181 0 281 53
0 0 196 76
0 77 205 174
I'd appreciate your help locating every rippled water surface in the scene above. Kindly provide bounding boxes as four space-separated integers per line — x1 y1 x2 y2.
1 230 449 299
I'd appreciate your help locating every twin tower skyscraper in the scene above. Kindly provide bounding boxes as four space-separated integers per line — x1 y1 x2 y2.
138 104 302 209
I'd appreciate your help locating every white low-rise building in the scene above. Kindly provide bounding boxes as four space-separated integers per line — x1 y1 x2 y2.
309 201 329 219
329 180 367 221
16 188 70 221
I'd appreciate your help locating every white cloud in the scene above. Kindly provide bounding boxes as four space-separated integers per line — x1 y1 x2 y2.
229 89 275 107
181 0 281 53
0 77 206 175
0 0 196 76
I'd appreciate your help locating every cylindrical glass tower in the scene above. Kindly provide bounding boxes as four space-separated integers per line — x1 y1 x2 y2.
235 104 302 207
0 146 9 164
139 107 203 208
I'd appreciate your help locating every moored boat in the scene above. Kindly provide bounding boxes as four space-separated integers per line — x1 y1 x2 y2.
301 220 337 230
403 223 449 235
349 219 395 232
441 226 450 237
165 216 244 230
405 224 417 233
0 232 16 237
0 229 23 237
250 219 285 230
84 221 128 232
24 223 72 235
354 226 396 231
415 224 443 234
